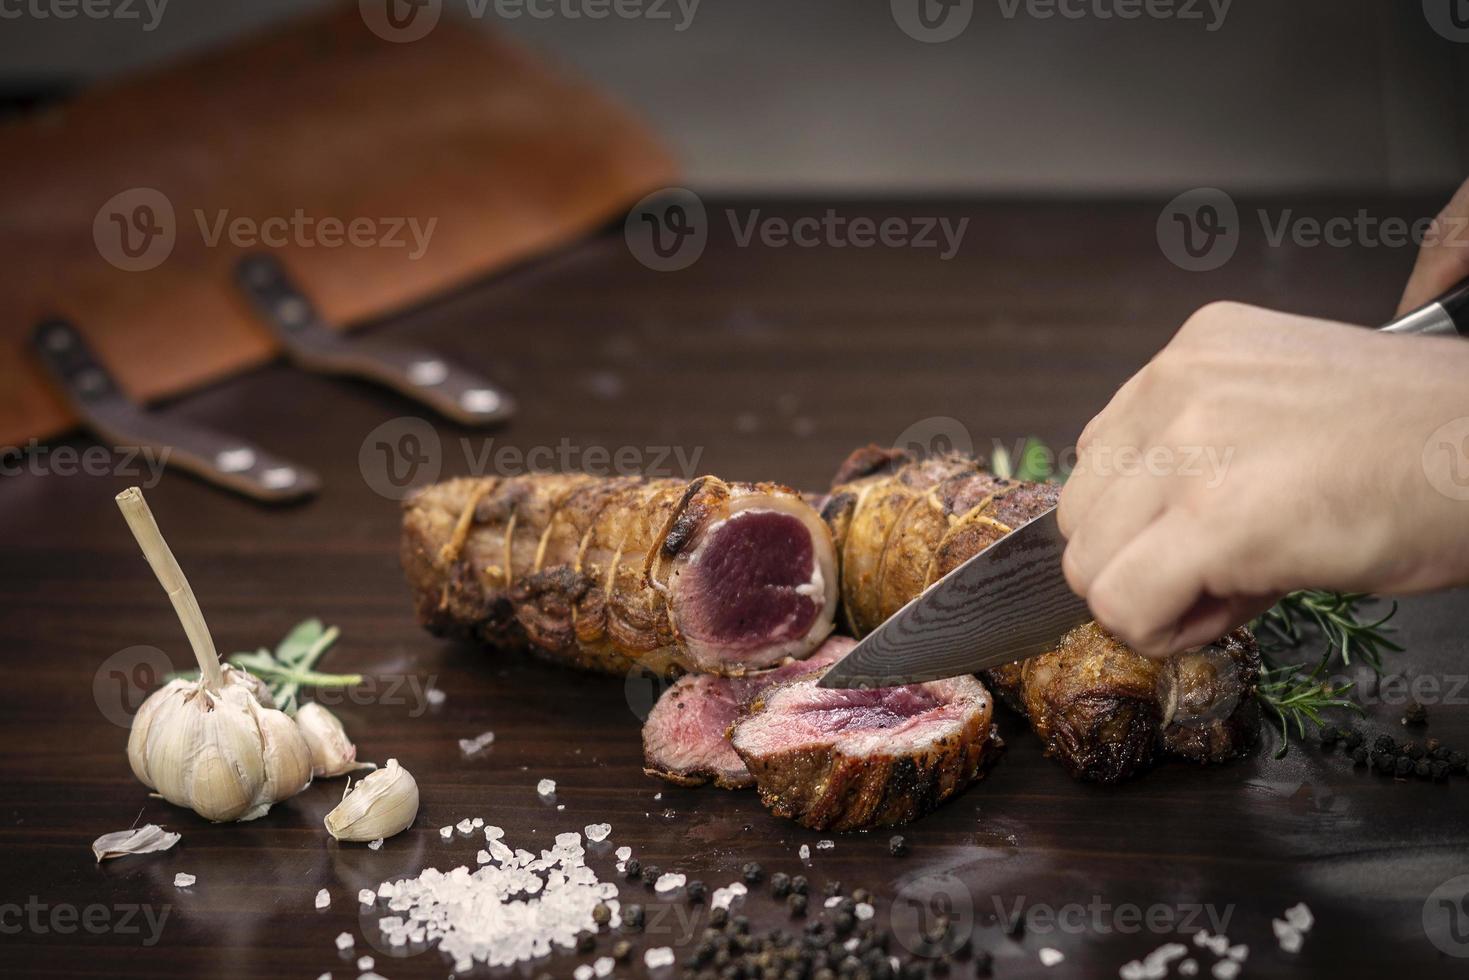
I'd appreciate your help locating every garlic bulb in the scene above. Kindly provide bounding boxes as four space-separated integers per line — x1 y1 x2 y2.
128 663 313 822
324 758 419 842
117 488 313 823
295 702 374 777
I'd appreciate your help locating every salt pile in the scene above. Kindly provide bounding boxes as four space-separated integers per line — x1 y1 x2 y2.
364 826 619 971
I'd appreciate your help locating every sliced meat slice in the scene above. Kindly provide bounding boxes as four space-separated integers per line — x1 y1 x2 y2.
731 670 998 831
642 638 853 789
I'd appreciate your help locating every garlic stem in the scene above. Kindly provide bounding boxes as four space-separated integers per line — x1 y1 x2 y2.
115 487 223 690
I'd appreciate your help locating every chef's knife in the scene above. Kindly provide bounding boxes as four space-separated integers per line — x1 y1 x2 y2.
819 277 1469 689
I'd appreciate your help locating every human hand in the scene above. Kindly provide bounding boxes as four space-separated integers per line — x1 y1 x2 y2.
1399 177 1469 315
1056 302 1469 658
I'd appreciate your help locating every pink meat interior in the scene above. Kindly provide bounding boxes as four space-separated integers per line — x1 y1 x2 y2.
781 686 944 737
675 510 821 653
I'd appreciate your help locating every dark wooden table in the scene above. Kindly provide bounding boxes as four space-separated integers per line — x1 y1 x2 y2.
4 198 1468 979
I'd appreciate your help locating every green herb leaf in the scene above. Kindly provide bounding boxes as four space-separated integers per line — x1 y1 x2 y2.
166 619 359 715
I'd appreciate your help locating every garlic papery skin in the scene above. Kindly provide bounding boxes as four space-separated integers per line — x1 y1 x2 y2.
127 664 313 823
295 702 374 778
324 758 419 842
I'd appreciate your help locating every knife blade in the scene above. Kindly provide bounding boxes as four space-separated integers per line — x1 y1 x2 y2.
819 277 1469 689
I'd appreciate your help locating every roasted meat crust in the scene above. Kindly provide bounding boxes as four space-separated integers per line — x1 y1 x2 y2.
732 674 1001 832
825 445 1260 783
402 473 835 677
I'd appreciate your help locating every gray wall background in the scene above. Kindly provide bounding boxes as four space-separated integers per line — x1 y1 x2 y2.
2 0 1466 193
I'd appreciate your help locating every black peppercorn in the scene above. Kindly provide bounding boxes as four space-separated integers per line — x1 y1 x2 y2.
642 864 662 886
1319 724 1339 746
742 862 764 885
613 939 633 963
770 872 791 898
972 948 994 976
1374 734 1397 754
790 875 809 896
1394 756 1414 778
1432 760 1452 781
625 858 641 879
1405 741 1426 760
624 904 644 930
889 834 908 857
834 912 855 935
1352 746 1368 766
823 880 843 898
732 915 750 935
709 906 728 928
1344 729 1363 749
577 932 596 954
592 903 611 926
852 888 871 905
1371 750 1394 772
1403 701 1428 726
1449 751 1467 774
687 880 707 903
1415 759 1432 778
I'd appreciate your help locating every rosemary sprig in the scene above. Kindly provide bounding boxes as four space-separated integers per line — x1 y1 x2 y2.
991 437 1069 484
1253 589 1403 674
1257 663 1363 758
169 618 361 714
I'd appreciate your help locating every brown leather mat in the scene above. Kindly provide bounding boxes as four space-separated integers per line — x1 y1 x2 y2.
1 3 677 445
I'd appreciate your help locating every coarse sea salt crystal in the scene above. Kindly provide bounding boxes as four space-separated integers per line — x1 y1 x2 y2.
816 839 834 850
356 955 373 970
1212 960 1240 980
1226 944 1248 961
798 844 810 859
585 823 611 843
654 873 686 894
1284 902 1313 932
594 955 614 976
358 888 376 905
315 888 331 909
855 903 874 921
824 897 843 909
574 965 593 980
537 778 557 796
645 947 675 969
471 817 484 829
426 687 446 706
368 838 383 851
173 873 195 888
1039 948 1064 967
455 818 473 834
335 932 354 950
459 731 496 755
1273 918 1303 953
439 826 453 840
615 845 632 861
476 850 491 865
1178 961 1198 977
485 825 505 841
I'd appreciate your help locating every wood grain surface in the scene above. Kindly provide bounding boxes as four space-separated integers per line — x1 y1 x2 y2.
2 198 1467 979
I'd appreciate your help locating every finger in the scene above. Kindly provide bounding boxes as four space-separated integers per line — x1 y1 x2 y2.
1085 508 1209 659
1060 474 1166 598
1059 366 1161 538
1398 178 1469 315
1169 593 1281 652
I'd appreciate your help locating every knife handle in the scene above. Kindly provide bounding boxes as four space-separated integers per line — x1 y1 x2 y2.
1379 276 1469 336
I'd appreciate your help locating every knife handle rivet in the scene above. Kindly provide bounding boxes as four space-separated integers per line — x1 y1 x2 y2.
461 388 500 414
216 447 257 473
75 369 106 395
261 466 298 489
275 298 309 328
408 359 448 387
43 325 74 352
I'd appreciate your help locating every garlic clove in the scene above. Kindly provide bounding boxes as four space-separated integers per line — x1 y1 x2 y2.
248 695 314 810
295 702 374 778
127 678 191 790
222 663 277 710
324 758 419 842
